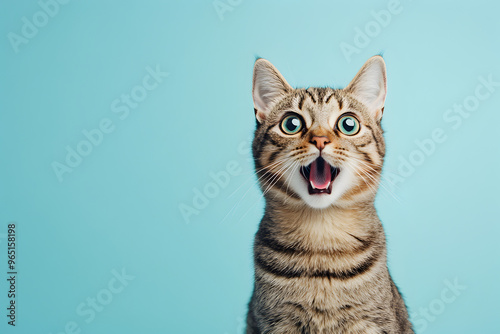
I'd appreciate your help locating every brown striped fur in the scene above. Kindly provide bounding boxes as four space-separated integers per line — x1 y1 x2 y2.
246 56 413 333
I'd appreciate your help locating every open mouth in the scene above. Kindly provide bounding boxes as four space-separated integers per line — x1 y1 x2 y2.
300 157 340 195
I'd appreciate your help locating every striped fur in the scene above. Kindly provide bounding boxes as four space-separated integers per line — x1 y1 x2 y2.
247 57 413 333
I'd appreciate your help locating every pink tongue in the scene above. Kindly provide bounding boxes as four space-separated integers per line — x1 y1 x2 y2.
310 158 331 189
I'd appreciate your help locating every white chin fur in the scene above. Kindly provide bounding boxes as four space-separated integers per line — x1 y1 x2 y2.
288 168 355 209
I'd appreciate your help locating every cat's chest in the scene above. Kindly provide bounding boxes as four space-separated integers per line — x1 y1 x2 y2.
274 277 382 331
273 272 371 309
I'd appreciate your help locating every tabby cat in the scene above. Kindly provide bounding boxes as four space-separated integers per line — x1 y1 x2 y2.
246 56 413 334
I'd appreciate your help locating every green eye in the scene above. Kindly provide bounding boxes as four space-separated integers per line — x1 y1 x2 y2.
281 115 303 135
337 115 360 136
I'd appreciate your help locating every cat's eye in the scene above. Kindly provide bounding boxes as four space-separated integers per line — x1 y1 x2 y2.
337 115 360 136
280 115 303 135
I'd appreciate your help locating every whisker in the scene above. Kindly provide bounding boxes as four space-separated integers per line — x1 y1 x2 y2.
274 160 300 204
261 160 294 197
220 156 290 224
342 159 401 203
233 160 296 225
227 157 288 199
342 160 378 196
331 149 401 195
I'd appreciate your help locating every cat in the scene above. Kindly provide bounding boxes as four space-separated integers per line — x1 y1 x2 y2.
246 56 413 334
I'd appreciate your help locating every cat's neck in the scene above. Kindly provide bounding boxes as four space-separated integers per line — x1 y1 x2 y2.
262 201 385 253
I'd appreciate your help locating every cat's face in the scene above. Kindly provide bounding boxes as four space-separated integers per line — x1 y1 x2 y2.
252 56 387 209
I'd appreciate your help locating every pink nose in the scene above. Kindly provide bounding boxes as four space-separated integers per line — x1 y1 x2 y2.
311 136 330 150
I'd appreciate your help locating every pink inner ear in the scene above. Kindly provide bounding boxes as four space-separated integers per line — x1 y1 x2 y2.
372 84 386 112
252 84 268 114
346 56 387 116
255 110 266 122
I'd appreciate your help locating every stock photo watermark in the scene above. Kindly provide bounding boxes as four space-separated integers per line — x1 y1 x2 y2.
48 268 135 334
339 0 403 63
383 74 499 191
7 0 72 54
178 138 252 224
3 223 17 327
410 277 466 333
51 65 169 183
213 0 243 21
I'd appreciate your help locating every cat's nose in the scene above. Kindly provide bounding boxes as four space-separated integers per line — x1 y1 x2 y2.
310 136 330 151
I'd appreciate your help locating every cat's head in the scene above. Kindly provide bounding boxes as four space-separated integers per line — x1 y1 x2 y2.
252 56 387 209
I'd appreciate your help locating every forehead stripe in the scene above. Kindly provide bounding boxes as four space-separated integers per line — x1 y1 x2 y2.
305 89 317 104
298 94 305 110
324 92 334 104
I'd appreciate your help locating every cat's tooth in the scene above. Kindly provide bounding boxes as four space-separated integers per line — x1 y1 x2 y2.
327 182 331 188
310 181 316 189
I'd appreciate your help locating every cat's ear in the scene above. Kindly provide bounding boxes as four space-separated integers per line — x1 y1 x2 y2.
252 59 292 123
345 56 387 120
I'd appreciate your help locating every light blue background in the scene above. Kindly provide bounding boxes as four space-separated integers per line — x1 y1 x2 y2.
1 1 499 333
